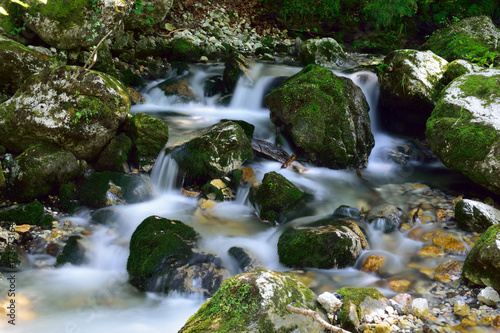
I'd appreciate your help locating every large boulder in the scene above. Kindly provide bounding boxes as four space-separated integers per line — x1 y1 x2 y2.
278 217 368 269
168 120 253 183
179 269 327 333
265 64 374 169
23 0 130 50
455 199 500 233
378 49 448 136
462 224 500 291
422 16 500 63
0 36 61 96
125 0 174 29
127 216 228 296
299 37 346 68
0 65 131 160
251 171 305 225
5 144 80 202
95 133 133 172
425 69 500 194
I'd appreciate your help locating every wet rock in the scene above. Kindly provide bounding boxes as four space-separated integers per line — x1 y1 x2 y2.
434 260 462 282
179 269 326 333
228 246 263 273
463 225 500 291
78 172 153 209
23 0 129 49
124 112 169 171
477 286 499 306
56 235 86 266
360 255 386 273
265 64 374 169
419 245 445 258
432 235 466 253
0 201 45 226
168 120 253 183
422 16 500 63
203 179 232 201
223 52 251 93
278 217 368 269
455 199 500 232
379 49 448 136
251 138 289 163
389 280 411 293
367 204 403 230
333 205 361 220
299 37 346 67
0 36 61 96
155 75 199 103
0 65 130 161
425 69 500 194
251 171 304 224
411 298 429 318
95 133 133 172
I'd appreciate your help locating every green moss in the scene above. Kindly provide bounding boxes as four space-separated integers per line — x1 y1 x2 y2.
0 246 20 269
457 74 500 105
337 287 384 330
0 200 44 225
59 182 78 213
29 0 93 29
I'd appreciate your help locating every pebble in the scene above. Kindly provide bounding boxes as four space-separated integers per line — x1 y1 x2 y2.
412 298 429 318
477 287 499 306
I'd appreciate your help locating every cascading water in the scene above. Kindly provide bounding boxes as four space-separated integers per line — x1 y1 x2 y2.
3 62 474 333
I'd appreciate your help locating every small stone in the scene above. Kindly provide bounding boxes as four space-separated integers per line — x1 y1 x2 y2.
361 255 386 273
432 235 466 252
363 314 374 323
460 317 476 328
454 299 470 316
375 322 391 333
477 286 499 306
411 298 429 318
421 230 445 242
389 280 411 292
317 292 342 313
477 315 494 326
14 224 31 233
418 245 445 257
181 188 201 198
492 315 500 329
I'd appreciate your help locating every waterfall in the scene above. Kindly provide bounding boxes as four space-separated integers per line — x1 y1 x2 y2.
149 150 182 192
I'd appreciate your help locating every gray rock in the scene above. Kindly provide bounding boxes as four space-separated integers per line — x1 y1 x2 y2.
299 37 346 67
455 199 500 232
477 286 499 306
126 0 174 29
318 292 343 313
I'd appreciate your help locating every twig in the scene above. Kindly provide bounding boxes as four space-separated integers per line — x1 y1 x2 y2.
84 30 114 71
286 304 350 333
157 28 189 38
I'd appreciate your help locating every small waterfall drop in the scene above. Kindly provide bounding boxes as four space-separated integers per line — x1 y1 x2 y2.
149 150 182 192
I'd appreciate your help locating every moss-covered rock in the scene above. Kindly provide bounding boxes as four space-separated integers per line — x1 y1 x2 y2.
251 171 304 225
336 287 388 332
422 16 500 63
78 171 153 208
378 49 448 136
0 65 130 161
125 0 174 29
0 36 61 96
169 38 202 62
179 269 326 333
95 133 133 172
441 59 483 87
265 64 374 169
5 144 79 202
23 0 130 49
278 217 368 269
425 69 500 194
299 37 346 68
223 52 251 93
56 235 87 266
134 36 169 59
462 224 500 291
168 120 253 183
0 200 44 225
58 181 79 213
124 112 169 170
455 199 500 232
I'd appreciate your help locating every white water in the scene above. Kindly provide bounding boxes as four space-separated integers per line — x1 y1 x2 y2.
2 63 466 333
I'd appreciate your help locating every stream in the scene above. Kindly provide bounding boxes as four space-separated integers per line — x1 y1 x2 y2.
2 62 481 333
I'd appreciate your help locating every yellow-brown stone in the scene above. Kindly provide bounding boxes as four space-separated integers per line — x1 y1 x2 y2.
389 279 411 292
360 255 386 273
181 188 201 198
419 245 445 257
434 273 451 283
236 167 255 184
477 315 494 326
493 315 500 329
422 230 445 242
14 224 31 233
432 236 466 252
435 260 462 276
454 300 470 316
408 226 424 241
436 209 453 221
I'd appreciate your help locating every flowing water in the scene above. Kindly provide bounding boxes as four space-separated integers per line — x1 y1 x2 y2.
2 62 480 332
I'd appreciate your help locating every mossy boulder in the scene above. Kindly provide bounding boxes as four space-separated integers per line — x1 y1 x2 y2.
56 235 87 266
378 49 448 136
422 16 500 63
78 171 153 208
0 65 131 161
425 69 500 194
0 36 61 96
455 199 500 233
336 287 388 332
223 53 251 93
0 200 44 225
95 133 133 172
179 269 326 333
462 224 500 291
168 120 253 183
277 217 368 269
124 113 169 171
125 0 174 29
23 0 130 49
127 215 227 296
5 144 79 202
251 171 304 225
169 38 202 62
441 59 484 87
299 37 346 68
265 64 374 169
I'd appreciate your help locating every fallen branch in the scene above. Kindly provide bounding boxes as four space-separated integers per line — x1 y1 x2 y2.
157 28 189 38
84 30 114 71
286 304 350 333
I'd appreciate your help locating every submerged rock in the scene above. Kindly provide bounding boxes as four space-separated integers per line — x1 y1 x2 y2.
378 49 448 136
0 65 131 161
56 235 87 266
425 69 500 194
265 64 374 169
462 224 500 291
455 199 500 232
278 217 368 269
179 269 326 333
